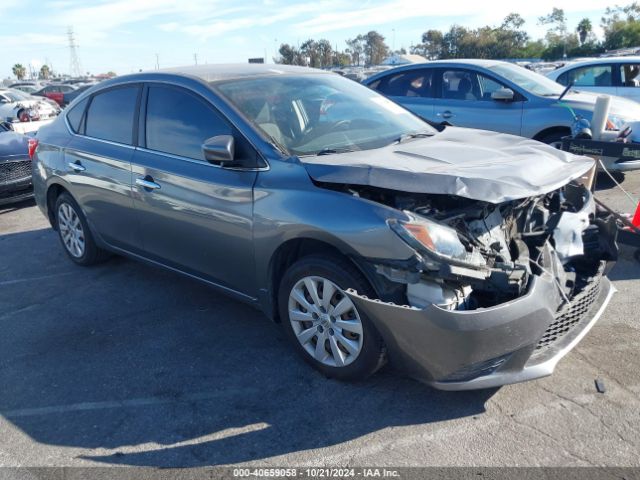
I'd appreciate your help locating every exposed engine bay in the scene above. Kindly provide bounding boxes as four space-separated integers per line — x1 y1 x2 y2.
321 178 618 311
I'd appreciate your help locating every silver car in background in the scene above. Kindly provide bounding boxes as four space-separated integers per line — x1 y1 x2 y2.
547 56 640 103
364 60 640 170
32 65 618 390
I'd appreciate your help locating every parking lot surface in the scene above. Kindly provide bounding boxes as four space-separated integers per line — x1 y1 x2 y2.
0 173 639 467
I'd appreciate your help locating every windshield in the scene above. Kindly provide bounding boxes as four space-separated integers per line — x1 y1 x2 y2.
487 63 565 97
215 73 435 156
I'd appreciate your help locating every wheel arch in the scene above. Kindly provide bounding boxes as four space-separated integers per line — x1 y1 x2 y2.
266 237 382 323
533 125 571 143
45 182 72 229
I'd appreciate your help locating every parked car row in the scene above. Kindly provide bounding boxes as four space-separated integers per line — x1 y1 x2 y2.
8 79 99 107
0 88 60 122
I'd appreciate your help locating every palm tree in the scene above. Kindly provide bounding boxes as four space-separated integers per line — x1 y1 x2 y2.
577 18 593 45
12 63 26 80
39 64 51 80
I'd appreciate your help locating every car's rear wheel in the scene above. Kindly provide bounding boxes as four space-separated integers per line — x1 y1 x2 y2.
54 192 109 266
278 254 386 380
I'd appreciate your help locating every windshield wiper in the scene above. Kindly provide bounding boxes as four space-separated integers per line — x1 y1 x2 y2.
315 147 355 156
558 81 575 102
394 131 434 144
265 134 288 155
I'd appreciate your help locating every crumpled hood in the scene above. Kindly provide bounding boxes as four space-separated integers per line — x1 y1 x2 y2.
300 127 594 204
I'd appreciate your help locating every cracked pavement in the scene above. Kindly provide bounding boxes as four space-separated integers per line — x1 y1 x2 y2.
0 172 639 467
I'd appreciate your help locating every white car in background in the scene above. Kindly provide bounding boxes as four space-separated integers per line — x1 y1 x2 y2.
0 89 59 123
548 57 640 102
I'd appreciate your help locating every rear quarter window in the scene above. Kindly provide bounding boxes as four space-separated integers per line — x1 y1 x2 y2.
66 97 89 133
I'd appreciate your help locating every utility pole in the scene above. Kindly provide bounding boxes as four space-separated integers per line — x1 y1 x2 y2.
155 53 159 70
67 26 82 77
193 53 198 65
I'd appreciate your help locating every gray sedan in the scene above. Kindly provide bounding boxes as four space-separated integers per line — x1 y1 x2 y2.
364 59 640 171
32 64 618 390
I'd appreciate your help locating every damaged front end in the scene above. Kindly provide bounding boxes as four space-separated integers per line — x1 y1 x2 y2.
336 174 618 389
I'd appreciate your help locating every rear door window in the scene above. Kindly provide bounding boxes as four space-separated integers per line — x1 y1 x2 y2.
85 86 139 145
374 69 434 98
619 64 640 87
565 65 613 87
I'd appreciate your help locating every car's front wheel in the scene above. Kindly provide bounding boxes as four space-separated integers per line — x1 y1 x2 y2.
54 192 109 266
278 254 386 380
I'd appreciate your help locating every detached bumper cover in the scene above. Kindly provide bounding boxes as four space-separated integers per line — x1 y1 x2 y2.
347 267 614 390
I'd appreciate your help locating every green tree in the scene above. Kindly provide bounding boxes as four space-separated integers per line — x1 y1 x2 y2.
345 35 366 65
412 29 444 59
39 64 51 80
300 39 320 67
276 43 305 65
12 63 26 80
539 8 569 58
601 3 640 50
363 31 389 65
316 39 333 67
577 18 593 44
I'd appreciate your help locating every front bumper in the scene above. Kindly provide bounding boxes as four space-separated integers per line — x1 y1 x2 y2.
347 264 614 390
0 158 33 205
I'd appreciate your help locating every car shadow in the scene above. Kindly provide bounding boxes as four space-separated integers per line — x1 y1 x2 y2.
0 227 496 467
0 198 35 215
594 172 625 191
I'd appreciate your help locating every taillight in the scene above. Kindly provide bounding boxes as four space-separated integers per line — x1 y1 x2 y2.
28 138 39 159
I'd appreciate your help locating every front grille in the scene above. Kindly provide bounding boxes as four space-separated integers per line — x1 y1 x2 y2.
0 160 31 185
535 270 603 351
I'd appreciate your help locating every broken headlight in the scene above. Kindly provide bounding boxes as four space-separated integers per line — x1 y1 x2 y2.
389 213 486 269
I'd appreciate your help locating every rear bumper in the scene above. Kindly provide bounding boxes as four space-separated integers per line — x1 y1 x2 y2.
347 264 614 390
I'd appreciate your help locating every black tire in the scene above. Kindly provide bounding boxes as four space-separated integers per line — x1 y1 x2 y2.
539 131 568 149
54 192 109 266
278 254 386 381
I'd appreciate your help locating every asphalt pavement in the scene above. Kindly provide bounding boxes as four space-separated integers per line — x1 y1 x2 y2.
0 172 639 467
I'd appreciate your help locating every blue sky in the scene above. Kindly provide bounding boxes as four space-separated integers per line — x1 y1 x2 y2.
1 0 611 78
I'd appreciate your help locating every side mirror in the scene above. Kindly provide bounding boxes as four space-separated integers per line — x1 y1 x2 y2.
0 98 8 104
202 135 235 164
491 88 515 102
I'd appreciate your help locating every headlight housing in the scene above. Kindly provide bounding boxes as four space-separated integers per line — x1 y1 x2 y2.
389 213 486 269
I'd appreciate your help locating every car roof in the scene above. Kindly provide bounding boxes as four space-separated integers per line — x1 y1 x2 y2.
363 59 509 82
156 63 327 83
550 56 640 76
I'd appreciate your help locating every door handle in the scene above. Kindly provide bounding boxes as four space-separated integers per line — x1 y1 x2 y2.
136 177 161 191
437 111 453 119
68 162 86 172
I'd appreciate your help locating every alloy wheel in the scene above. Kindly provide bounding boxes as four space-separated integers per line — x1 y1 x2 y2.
58 203 85 258
288 276 364 367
